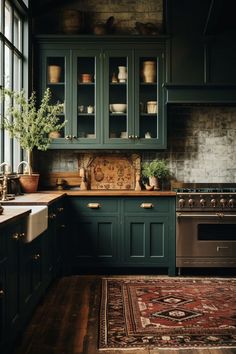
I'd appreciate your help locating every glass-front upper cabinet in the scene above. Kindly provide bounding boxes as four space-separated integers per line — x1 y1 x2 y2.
103 50 132 145
104 48 165 148
134 50 164 145
72 50 101 144
40 50 70 143
37 38 166 149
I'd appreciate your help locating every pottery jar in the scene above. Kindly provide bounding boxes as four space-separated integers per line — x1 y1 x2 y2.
147 101 157 114
48 65 61 83
142 61 156 83
118 66 127 83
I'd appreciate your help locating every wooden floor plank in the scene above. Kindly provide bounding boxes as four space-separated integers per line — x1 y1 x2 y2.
13 275 236 354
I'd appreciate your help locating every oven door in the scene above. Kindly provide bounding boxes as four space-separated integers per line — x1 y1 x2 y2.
176 212 236 268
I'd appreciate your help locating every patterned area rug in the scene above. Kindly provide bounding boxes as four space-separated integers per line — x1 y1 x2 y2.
99 277 236 350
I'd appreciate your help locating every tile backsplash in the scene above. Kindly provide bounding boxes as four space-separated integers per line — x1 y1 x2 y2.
147 105 236 183
36 105 236 185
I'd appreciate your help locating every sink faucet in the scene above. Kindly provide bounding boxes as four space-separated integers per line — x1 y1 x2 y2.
0 162 12 201
17 161 30 174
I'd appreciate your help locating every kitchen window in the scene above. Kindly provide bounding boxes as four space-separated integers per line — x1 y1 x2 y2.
0 0 28 172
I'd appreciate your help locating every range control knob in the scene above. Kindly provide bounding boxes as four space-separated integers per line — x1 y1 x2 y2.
220 198 227 208
188 198 194 208
229 198 234 208
178 198 185 208
210 198 216 208
200 198 206 207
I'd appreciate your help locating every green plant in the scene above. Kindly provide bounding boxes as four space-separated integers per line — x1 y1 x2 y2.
142 159 170 180
0 87 66 174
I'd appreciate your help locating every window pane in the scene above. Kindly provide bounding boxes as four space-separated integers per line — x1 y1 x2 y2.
13 54 22 91
4 44 11 88
0 0 2 33
14 11 22 51
4 1 11 41
3 94 12 166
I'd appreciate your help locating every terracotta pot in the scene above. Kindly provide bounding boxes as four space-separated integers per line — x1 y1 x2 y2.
48 65 61 83
62 9 84 34
19 174 39 193
149 176 160 190
142 61 156 83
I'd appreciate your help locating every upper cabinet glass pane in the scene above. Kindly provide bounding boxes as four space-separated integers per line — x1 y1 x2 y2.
46 57 65 138
4 1 11 41
139 57 158 139
77 57 96 139
109 56 128 139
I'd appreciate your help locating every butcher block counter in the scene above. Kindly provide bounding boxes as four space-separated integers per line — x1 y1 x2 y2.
0 192 66 205
0 206 31 227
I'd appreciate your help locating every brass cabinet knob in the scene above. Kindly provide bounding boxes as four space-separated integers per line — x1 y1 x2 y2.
0 289 4 297
12 232 20 240
49 213 56 219
57 207 64 212
60 224 66 228
32 254 41 260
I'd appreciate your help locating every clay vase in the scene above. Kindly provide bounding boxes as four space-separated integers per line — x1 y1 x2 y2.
19 174 40 193
118 66 127 83
142 61 156 83
48 65 61 83
149 176 160 190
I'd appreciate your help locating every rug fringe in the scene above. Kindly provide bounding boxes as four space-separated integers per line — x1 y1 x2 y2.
99 345 236 351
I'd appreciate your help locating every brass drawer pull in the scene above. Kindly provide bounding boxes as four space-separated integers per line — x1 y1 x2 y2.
140 203 154 209
87 203 101 209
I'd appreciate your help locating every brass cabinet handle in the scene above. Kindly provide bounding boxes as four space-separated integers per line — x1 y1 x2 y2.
140 203 154 209
49 213 56 219
32 254 41 260
57 207 64 212
60 224 66 228
87 203 101 209
0 289 4 297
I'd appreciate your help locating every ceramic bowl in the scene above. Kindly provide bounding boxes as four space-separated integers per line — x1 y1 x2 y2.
110 103 127 113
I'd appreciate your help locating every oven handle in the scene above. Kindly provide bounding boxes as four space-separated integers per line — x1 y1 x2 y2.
177 212 236 218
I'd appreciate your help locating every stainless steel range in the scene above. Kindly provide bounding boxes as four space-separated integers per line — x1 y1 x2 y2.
173 183 236 274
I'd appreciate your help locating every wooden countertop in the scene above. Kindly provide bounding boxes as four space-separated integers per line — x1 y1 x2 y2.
1 192 66 205
0 207 31 228
0 190 175 208
64 190 176 197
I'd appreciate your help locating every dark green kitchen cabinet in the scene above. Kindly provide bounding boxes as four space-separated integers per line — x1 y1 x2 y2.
35 35 167 149
68 197 119 269
67 196 175 275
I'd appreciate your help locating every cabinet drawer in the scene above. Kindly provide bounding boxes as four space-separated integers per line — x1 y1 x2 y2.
69 197 119 214
123 198 170 213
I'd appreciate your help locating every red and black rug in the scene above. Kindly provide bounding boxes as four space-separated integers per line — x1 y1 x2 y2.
99 277 236 350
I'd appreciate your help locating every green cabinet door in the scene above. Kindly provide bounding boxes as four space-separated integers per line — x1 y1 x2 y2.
123 215 168 265
0 224 7 350
6 221 25 337
71 216 119 268
39 48 71 144
20 236 43 313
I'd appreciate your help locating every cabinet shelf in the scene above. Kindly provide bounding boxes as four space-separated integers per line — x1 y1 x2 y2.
77 113 95 116
77 82 95 85
47 82 65 86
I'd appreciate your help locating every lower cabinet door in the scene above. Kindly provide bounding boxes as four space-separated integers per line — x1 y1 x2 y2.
71 216 119 267
0 261 7 350
123 216 169 266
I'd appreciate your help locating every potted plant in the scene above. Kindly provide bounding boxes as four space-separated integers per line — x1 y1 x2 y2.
141 159 170 190
0 87 66 192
